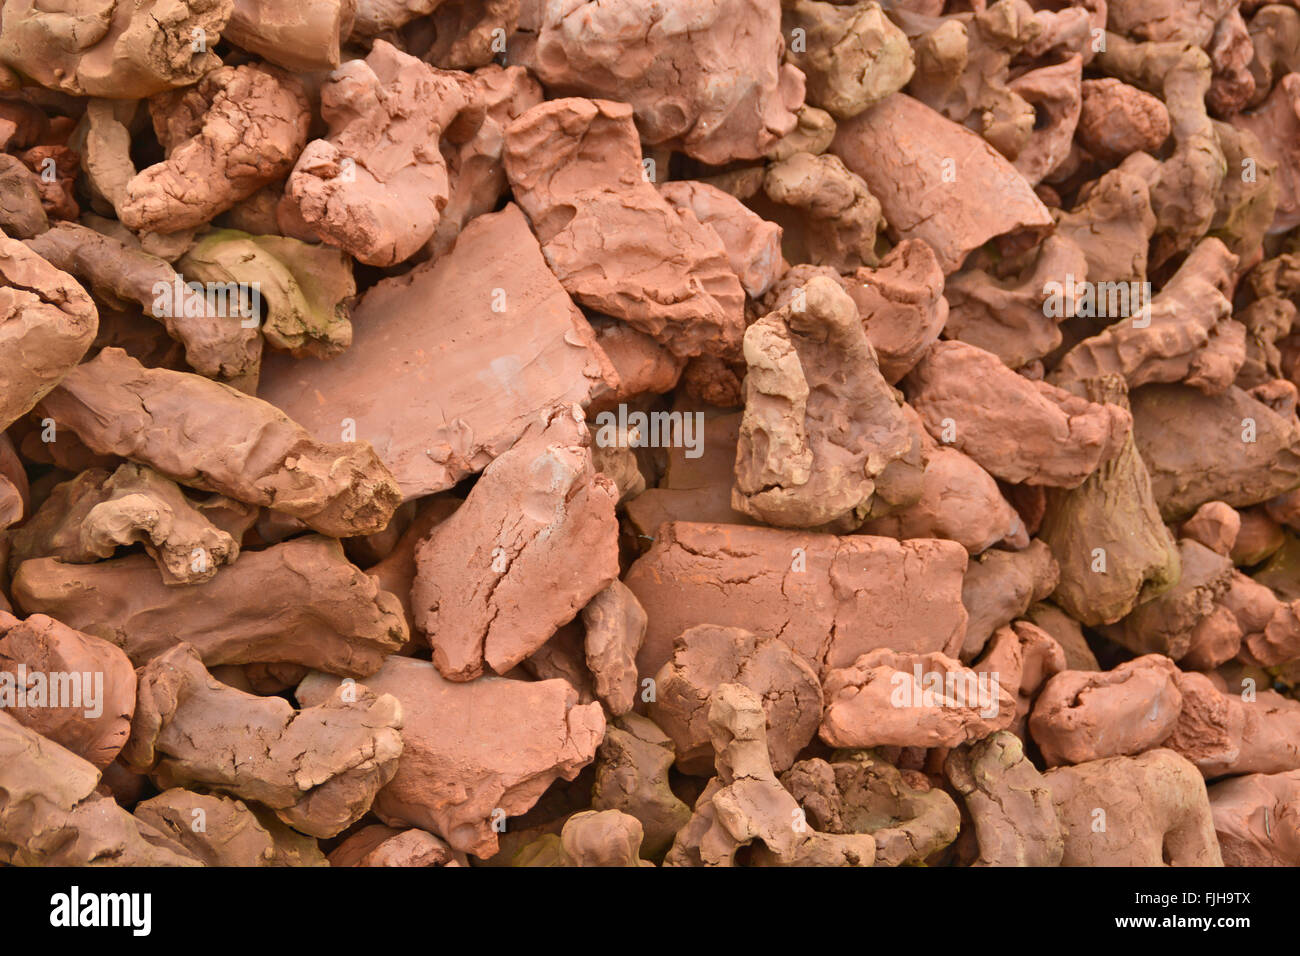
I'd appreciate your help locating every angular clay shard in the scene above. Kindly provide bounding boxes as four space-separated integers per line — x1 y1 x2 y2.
0 154 48 238
1129 381 1300 519
38 348 401 537
515 810 652 867
624 522 969 681
944 731 1063 866
260 203 616 500
24 222 261 382
1039 375 1180 627
0 236 98 432
762 151 885 272
328 825 466 867
581 580 647 716
648 625 821 775
905 341 1131 487
732 276 919 529
1100 539 1234 660
526 0 804 165
973 621 1067 736
1051 239 1242 394
819 648 1014 749
1028 655 1183 766
0 710 199 866
657 180 785 300
177 229 354 359
283 41 480 266
504 97 745 360
424 0 519 71
1180 500 1242 556
11 464 239 586
1208 770 1300 866
123 644 402 838
830 93 1054 274
1044 749 1223 866
1163 670 1300 777
13 535 407 677
0 611 136 769
298 657 605 860
412 406 619 681
959 538 1059 660
1053 167 1156 291
135 789 329 866
591 713 692 860
0 0 231 98
665 684 877 867
120 65 310 234
225 0 352 71
588 317 686 410
781 0 913 119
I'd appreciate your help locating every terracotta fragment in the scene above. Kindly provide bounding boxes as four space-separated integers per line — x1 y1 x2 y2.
960 539 1059 659
762 151 884 272
327 825 466 867
1208 770 1300 866
515 809 651 867
581 581 647 716
13 535 407 676
297 657 605 860
658 180 784 300
123 644 402 838
134 789 328 866
590 713 692 859
1163 670 1300 776
1076 78 1171 162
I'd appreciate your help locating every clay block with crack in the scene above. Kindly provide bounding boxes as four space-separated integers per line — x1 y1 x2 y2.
1043 749 1223 866
781 749 960 867
259 203 616 499
1130 381 1300 520
0 0 231 98
24 221 261 382
11 463 239 585
581 580 647 716
1100 538 1235 659
762 151 884 272
13 535 407 677
177 229 354 359
781 0 913 119
648 625 821 776
1028 655 1183 766
282 41 480 266
123 643 401 838
0 236 98 433
960 539 1059 660
905 340 1131 487
504 97 744 360
525 0 804 165
37 347 401 537
297 656 605 860
412 406 619 681
1208 770 1300 866
0 710 199 866
590 713 692 860
327 825 466 867
1163 670 1300 777
665 684 876 867
657 180 784 300
120 64 309 234
514 809 651 867
732 276 920 529
1039 375 1181 627
134 789 328 866
820 648 1014 749
624 522 969 681
944 730 1063 866
830 93 1054 273
0 611 135 769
